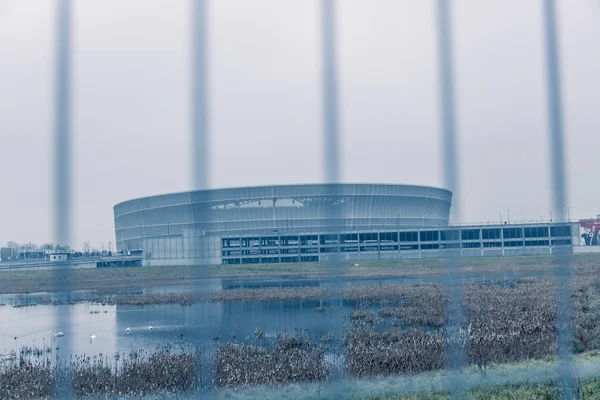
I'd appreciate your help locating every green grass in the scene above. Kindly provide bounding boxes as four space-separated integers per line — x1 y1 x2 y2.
359 380 600 400
1 253 600 295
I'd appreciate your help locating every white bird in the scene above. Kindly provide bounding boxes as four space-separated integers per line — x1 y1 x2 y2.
148 326 153 330
89 333 96 340
126 327 131 333
53 330 64 337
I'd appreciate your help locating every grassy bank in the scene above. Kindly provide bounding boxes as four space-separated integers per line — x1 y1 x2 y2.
1 253 600 295
5 338 600 399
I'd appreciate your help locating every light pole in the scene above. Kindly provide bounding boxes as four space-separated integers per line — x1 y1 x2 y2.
567 206 570 221
550 211 553 222
507 209 510 224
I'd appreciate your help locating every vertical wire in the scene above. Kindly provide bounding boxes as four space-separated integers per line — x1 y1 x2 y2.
542 0 575 398
322 0 340 185
437 0 459 221
191 0 211 392
53 0 74 397
192 0 209 191
436 0 466 399
321 0 346 397
55 0 71 250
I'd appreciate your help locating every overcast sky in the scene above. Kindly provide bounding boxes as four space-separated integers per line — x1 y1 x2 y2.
1 0 599 249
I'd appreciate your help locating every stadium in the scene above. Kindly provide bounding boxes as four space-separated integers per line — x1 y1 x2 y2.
114 183 577 266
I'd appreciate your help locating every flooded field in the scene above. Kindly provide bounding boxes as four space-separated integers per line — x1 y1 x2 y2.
2 262 600 398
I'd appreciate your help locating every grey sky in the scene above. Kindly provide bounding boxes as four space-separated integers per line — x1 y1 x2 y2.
0 0 599 249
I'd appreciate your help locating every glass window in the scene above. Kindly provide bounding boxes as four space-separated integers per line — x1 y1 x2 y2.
503 228 522 239
399 231 419 242
550 226 571 237
359 232 379 243
482 229 501 240
551 239 571 246
525 240 550 246
441 243 460 249
483 242 502 248
340 234 358 244
504 240 524 247
320 234 339 245
441 230 460 241
420 231 439 242
524 227 549 238
461 229 480 241
399 244 419 251
379 232 398 242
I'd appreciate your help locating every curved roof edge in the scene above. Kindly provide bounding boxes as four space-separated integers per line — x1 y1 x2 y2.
114 183 452 209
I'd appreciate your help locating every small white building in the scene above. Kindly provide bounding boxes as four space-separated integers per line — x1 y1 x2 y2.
45 250 72 262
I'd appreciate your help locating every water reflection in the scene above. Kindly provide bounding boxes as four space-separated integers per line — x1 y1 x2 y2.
0 303 116 362
0 271 550 361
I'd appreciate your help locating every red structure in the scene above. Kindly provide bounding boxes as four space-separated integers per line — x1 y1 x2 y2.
579 218 600 231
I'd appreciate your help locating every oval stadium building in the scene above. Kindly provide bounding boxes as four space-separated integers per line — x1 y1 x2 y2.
114 183 453 265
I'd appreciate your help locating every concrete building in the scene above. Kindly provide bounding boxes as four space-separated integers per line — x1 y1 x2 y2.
113 183 578 266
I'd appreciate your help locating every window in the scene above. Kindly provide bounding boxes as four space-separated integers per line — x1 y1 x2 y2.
483 242 502 248
503 228 523 239
504 240 524 247
340 234 358 244
242 238 260 247
550 226 571 237
359 232 379 243
281 248 299 254
399 231 419 242
380 245 398 251
222 238 241 248
524 227 549 238
320 234 339 245
462 242 481 249
482 229 501 240
379 232 398 243
420 243 440 250
461 229 480 241
281 236 299 246
552 239 571 246
360 246 379 252
420 231 439 242
525 240 550 246
300 235 318 246
400 244 419 251
262 236 279 247
441 230 460 241
320 247 339 253
441 243 460 249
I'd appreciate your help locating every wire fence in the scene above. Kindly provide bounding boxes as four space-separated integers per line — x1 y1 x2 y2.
37 0 588 398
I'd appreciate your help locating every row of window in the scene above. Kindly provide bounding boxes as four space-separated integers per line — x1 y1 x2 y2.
222 226 571 247
222 238 572 256
223 256 320 265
